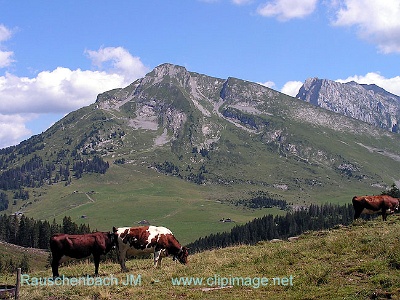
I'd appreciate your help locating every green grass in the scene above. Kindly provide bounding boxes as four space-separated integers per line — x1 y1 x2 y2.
10 164 287 245
6 144 385 246
0 241 48 275
3 215 400 299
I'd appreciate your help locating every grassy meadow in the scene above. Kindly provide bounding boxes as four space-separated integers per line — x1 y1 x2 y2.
6 163 297 245
6 160 380 245
2 215 400 299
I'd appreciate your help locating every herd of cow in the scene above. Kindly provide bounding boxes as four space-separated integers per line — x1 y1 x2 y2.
49 194 399 278
50 225 189 277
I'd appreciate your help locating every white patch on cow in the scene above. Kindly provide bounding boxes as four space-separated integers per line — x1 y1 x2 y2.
115 227 131 235
146 226 173 246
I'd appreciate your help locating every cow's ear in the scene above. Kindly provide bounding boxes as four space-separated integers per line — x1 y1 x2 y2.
112 226 117 233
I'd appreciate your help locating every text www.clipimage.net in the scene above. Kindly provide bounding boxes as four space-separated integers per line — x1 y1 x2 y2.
171 274 294 289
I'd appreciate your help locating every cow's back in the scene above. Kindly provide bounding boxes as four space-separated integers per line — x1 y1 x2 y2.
113 226 176 254
50 233 104 259
352 194 400 221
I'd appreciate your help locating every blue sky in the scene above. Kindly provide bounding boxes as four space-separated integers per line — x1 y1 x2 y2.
1 0 400 148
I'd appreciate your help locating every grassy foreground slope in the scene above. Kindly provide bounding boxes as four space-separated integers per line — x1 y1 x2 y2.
2 215 400 299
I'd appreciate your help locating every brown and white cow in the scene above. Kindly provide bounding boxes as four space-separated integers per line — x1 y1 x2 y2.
113 226 188 271
50 232 115 277
352 195 400 221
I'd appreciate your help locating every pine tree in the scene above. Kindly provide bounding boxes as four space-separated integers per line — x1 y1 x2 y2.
19 254 30 273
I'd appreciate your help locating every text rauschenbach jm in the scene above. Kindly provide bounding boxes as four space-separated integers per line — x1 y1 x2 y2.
21 274 294 289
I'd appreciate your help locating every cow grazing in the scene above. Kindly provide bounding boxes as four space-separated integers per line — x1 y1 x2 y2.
50 232 115 277
352 195 400 221
113 226 188 271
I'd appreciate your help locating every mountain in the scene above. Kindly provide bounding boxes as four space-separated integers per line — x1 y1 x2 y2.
1 64 400 236
296 78 400 132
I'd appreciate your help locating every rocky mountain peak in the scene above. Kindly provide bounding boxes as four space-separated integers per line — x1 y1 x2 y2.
152 63 189 79
296 78 400 132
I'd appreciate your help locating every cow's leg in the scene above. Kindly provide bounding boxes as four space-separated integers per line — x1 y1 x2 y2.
353 209 362 220
118 251 128 272
154 250 162 268
51 255 61 277
382 209 387 221
93 254 100 276
158 257 162 268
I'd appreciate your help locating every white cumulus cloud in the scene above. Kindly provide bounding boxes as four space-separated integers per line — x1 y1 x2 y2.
258 80 276 89
0 114 32 148
336 72 400 96
257 0 318 21
281 80 303 96
0 46 149 148
0 24 15 68
0 68 128 114
85 47 149 85
331 0 400 54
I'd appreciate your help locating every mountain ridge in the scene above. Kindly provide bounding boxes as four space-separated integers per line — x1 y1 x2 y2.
1 63 400 228
296 77 400 132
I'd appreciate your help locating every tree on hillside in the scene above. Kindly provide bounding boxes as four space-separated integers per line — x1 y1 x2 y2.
0 214 91 250
19 254 30 273
187 203 355 253
383 183 400 198
0 192 8 211
62 216 78 234
50 218 61 235
37 220 51 249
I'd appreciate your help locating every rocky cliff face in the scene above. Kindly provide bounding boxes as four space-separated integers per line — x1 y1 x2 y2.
296 78 400 132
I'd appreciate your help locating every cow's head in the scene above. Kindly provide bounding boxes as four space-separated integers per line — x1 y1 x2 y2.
108 231 117 250
174 246 189 264
112 227 121 249
389 199 400 214
120 229 133 245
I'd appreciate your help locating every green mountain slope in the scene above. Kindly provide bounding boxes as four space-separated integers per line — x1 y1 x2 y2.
1 63 400 241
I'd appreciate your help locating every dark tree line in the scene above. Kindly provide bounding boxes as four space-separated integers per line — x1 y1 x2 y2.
236 191 288 210
13 189 29 201
0 155 49 190
154 160 208 184
187 203 355 253
383 183 400 198
73 155 110 178
154 161 180 176
0 192 8 211
0 214 91 250
0 154 109 191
